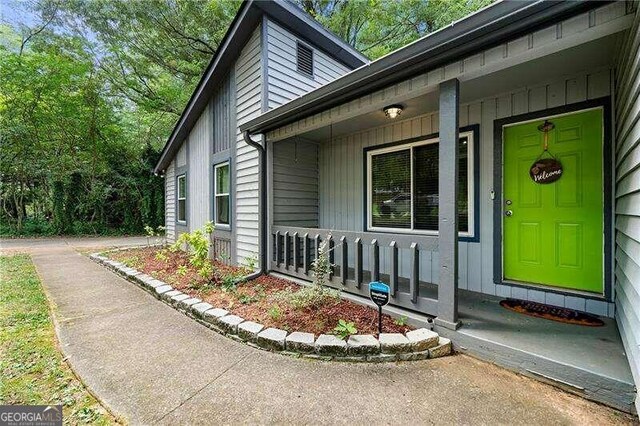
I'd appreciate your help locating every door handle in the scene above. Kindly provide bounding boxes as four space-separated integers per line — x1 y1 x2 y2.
505 210 513 217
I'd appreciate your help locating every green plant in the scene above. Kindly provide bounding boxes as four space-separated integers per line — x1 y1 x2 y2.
242 254 258 272
176 265 188 276
171 222 215 279
311 235 334 288
268 305 282 321
238 294 258 305
154 249 169 263
333 319 357 340
394 315 408 326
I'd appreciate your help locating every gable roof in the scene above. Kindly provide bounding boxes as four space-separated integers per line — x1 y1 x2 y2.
240 0 608 135
154 0 368 174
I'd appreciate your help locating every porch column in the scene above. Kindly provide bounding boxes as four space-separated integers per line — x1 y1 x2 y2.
435 79 461 330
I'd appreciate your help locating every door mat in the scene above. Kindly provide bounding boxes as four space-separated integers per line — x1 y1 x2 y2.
500 298 604 326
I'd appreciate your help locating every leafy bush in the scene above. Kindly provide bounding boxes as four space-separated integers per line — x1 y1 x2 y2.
170 222 215 279
394 315 408 326
333 319 357 340
268 305 282 321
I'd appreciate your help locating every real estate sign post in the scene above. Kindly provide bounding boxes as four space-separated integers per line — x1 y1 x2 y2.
369 282 390 335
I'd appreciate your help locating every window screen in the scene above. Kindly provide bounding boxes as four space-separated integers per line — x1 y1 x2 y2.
368 134 472 234
214 163 230 225
177 174 186 223
297 42 313 77
370 150 411 229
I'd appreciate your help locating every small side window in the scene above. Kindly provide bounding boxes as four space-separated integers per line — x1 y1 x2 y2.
214 162 230 226
177 174 187 223
296 42 313 77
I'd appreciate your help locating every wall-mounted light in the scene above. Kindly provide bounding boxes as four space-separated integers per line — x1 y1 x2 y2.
383 104 403 119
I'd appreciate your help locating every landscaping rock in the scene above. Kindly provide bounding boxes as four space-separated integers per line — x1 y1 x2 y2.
256 328 287 351
178 297 202 311
161 290 182 302
170 293 190 306
315 334 347 356
406 328 439 352
132 273 153 286
218 315 244 334
347 334 380 355
428 337 452 359
378 333 412 354
397 350 430 361
285 332 315 353
191 302 213 318
154 285 173 296
366 353 398 362
238 321 264 342
203 308 229 325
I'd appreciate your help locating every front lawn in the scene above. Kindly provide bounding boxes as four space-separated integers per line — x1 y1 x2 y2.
108 246 412 336
0 254 117 424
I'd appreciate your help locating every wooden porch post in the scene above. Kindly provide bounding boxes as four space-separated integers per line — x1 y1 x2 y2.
436 79 461 330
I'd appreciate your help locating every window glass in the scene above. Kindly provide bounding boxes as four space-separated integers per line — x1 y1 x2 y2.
370 150 411 229
177 175 186 223
368 134 472 234
214 163 230 225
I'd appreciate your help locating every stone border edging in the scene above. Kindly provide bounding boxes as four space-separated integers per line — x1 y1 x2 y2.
90 251 452 362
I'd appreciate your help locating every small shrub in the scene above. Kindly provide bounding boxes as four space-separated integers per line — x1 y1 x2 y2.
333 319 357 340
268 305 282 321
171 222 215 280
274 285 340 310
176 265 188 276
394 315 408 326
154 250 169 262
243 254 258 272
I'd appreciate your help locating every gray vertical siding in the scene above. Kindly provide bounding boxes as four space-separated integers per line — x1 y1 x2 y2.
165 160 176 242
614 6 640 414
318 69 614 316
266 19 351 109
187 102 212 229
235 24 263 264
212 72 234 154
273 139 319 227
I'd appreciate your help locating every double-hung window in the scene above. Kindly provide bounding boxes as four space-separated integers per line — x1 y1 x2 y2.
177 174 187 223
367 130 475 237
214 162 230 226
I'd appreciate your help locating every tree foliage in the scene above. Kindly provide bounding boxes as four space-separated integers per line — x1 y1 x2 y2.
0 0 492 236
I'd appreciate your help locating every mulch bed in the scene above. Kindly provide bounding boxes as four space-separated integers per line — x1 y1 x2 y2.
109 247 412 336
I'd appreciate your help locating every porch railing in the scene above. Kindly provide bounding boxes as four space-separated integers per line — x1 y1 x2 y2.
270 225 440 316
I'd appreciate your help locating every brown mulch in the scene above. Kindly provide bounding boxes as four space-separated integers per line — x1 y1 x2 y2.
108 247 413 336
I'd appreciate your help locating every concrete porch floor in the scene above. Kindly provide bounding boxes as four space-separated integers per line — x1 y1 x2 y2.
436 291 637 414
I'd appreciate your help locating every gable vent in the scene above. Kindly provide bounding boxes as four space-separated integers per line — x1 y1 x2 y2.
296 42 313 77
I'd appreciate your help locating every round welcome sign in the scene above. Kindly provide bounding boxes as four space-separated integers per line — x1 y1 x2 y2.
529 158 563 184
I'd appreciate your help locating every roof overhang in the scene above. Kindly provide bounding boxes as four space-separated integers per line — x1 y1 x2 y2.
154 0 367 174
241 0 612 136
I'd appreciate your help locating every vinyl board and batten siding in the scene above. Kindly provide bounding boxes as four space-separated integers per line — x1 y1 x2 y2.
318 70 615 316
165 160 176 242
212 72 234 153
235 24 263 264
266 19 351 109
187 102 212 229
273 139 319 227
613 6 640 414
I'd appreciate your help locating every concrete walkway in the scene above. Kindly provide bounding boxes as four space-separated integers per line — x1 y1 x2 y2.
7 239 633 425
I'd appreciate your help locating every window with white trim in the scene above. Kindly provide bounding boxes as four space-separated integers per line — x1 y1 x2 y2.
367 131 474 236
214 162 230 226
177 174 187 223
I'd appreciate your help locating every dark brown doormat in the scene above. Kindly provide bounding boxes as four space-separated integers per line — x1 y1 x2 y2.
500 298 604 326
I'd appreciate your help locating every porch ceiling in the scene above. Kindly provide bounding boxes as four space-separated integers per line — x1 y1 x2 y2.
285 32 623 143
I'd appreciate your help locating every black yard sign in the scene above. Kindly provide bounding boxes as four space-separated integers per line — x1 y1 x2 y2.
369 282 390 335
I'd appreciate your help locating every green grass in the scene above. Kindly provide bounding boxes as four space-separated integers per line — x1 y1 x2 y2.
0 254 118 425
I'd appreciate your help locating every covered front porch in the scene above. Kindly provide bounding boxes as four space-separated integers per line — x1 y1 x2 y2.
255 1 637 413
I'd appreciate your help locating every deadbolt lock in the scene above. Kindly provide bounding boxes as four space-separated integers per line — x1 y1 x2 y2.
505 199 512 205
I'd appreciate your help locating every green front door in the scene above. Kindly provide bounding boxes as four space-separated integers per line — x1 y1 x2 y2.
503 108 604 294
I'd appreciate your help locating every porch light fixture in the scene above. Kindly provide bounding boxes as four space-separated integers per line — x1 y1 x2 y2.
383 104 403 119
